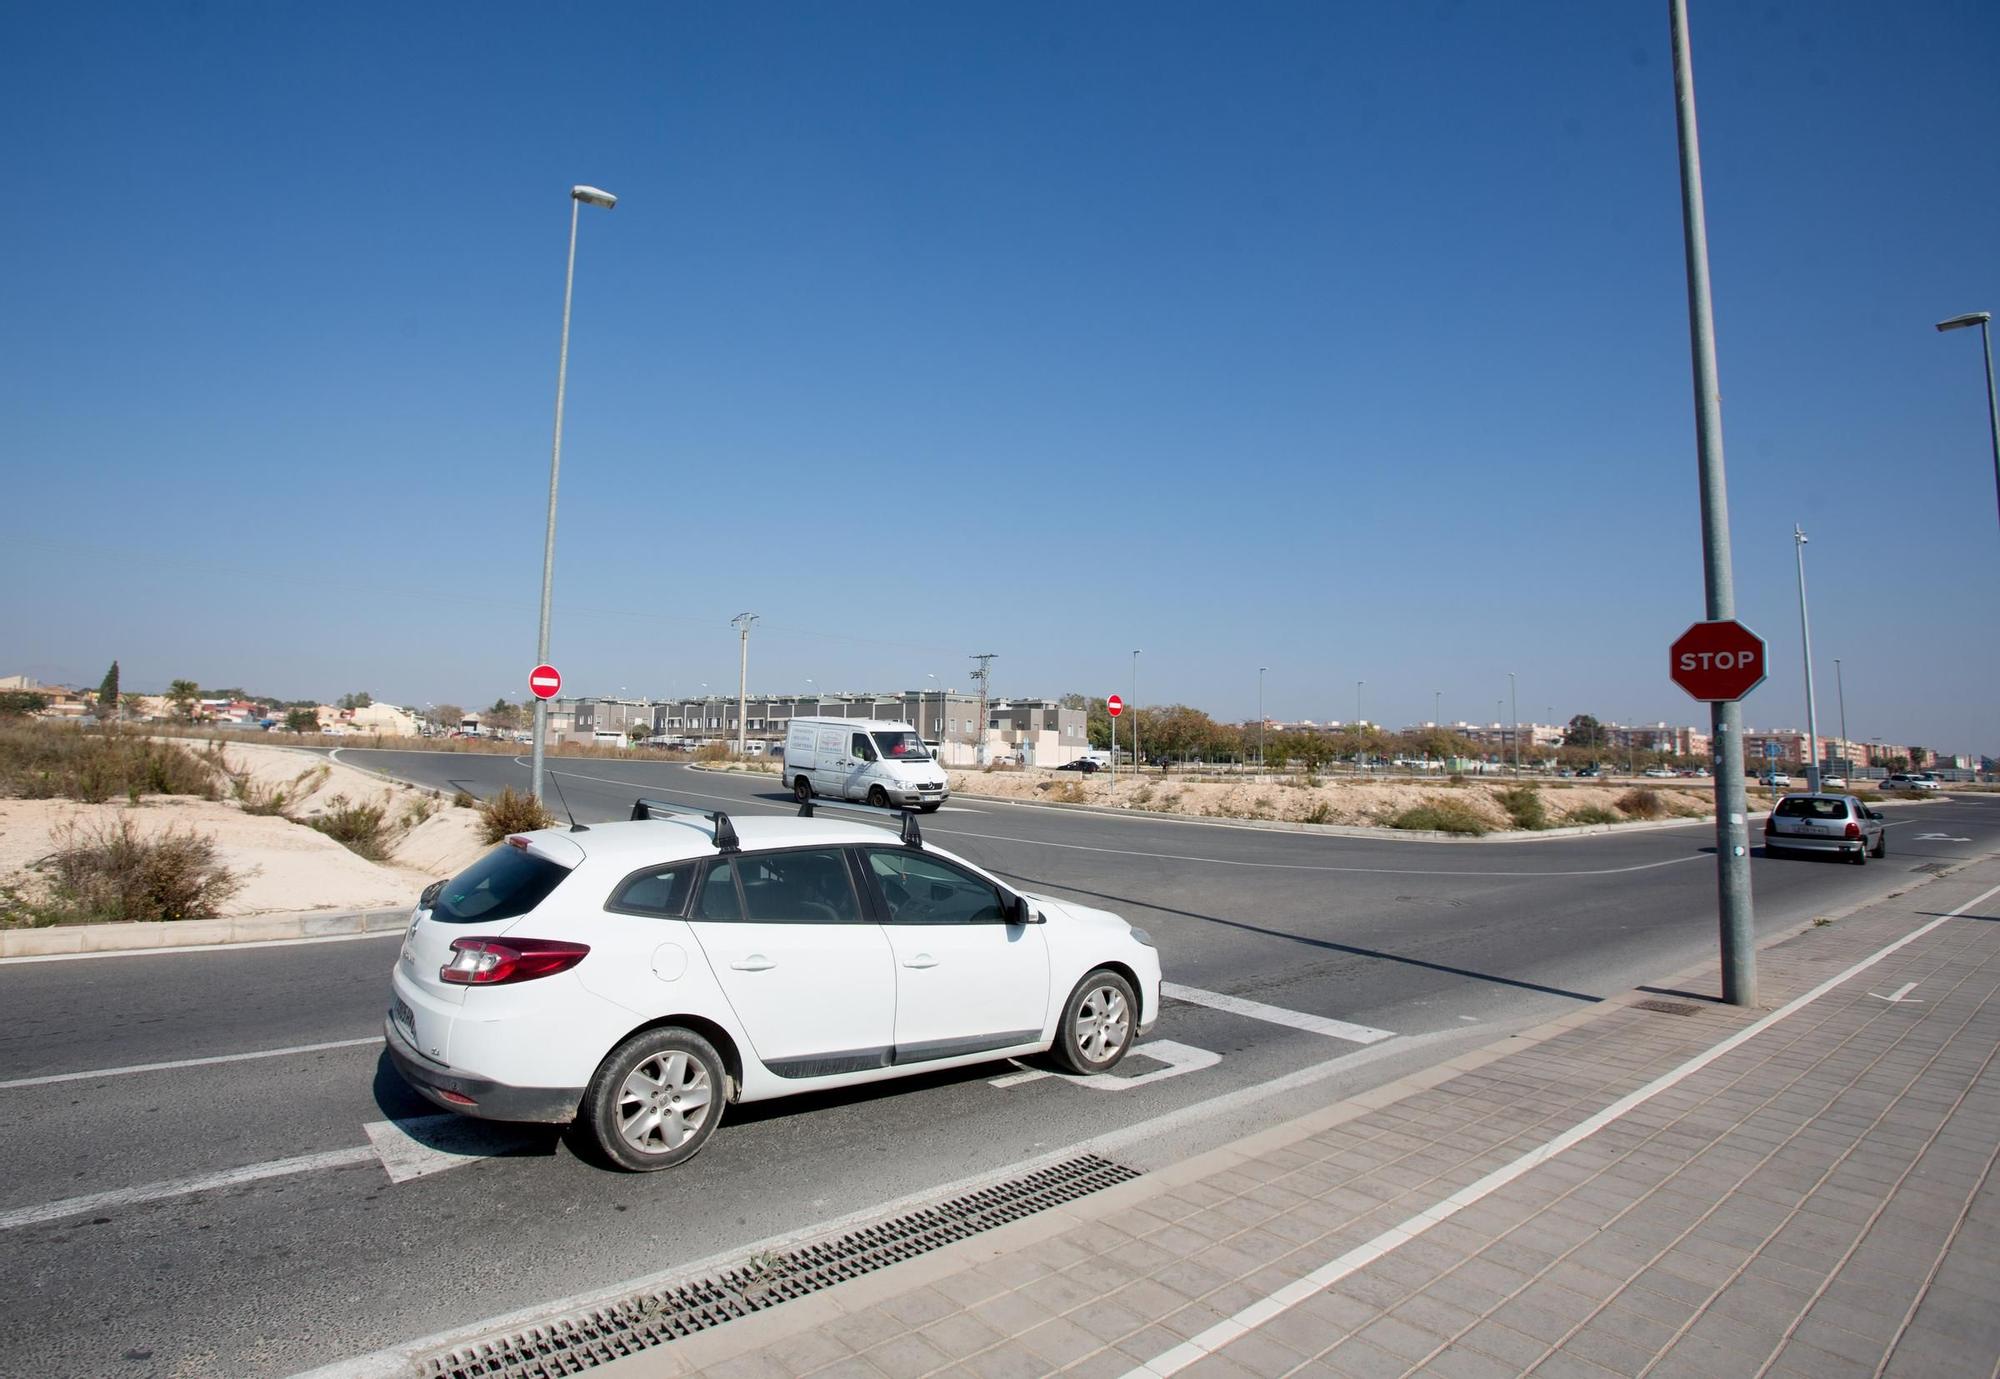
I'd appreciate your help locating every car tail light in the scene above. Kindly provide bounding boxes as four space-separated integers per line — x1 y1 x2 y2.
1763 815 1774 834
440 937 589 986
1845 821 1862 840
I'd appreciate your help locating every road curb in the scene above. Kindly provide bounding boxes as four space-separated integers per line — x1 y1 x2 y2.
0 905 412 959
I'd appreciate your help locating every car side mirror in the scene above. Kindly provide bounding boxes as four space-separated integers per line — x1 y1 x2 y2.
1010 894 1043 925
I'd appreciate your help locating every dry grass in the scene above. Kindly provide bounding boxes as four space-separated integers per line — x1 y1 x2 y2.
305 795 394 862
477 787 555 845
1388 798 1490 835
31 817 243 924
1615 789 1665 820
0 723 221 803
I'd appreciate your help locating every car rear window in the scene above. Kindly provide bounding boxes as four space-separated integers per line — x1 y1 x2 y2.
1775 798 1850 820
429 845 571 924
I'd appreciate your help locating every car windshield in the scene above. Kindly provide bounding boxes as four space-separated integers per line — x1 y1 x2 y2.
872 731 930 761
429 845 571 924
1775 797 1850 820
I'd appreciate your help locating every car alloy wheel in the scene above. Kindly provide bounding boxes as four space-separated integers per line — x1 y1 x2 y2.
580 1027 725 1172
1053 968 1136 1074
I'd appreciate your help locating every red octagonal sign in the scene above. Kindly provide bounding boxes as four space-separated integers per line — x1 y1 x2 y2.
1669 620 1766 702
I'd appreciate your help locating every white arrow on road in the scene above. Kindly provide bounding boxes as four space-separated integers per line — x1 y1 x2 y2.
1915 833 1971 843
1867 982 1923 1004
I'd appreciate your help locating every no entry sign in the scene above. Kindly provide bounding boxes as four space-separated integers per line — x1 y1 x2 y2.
1106 694 1124 717
529 664 562 700
1669 621 1765 701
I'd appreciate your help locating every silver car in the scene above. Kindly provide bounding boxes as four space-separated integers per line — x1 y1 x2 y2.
1763 793 1886 863
1879 773 1941 793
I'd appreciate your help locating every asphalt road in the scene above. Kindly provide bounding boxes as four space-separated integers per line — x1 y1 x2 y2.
4 748 1995 1379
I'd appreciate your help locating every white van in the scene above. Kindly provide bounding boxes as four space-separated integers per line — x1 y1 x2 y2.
784 717 950 812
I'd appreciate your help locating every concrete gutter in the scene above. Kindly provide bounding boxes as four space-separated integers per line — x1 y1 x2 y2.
0 906 411 960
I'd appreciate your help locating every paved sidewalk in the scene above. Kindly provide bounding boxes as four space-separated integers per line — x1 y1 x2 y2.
601 860 2000 1379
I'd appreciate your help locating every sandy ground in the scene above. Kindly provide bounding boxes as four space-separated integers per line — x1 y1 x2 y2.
943 768 1719 829
2 740 490 920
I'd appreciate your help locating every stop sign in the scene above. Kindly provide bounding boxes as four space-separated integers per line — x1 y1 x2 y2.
1106 694 1124 717
529 664 562 701
1669 621 1766 701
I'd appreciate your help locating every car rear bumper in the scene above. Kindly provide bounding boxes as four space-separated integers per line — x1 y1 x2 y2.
1768 833 1863 855
384 1014 583 1124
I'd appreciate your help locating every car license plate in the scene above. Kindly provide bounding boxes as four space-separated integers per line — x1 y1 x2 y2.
1799 824 1822 834
392 994 417 1038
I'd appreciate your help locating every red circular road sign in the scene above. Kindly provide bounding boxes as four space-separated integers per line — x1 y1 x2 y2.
1669 621 1766 701
1106 694 1124 717
528 664 563 700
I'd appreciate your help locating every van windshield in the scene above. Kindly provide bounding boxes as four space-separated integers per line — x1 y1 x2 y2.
872 731 931 761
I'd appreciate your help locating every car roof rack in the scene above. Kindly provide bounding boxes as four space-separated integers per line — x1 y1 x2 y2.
796 797 922 848
630 797 740 853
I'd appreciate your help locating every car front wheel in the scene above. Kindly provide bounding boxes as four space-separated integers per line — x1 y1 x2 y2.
793 776 813 804
1052 969 1137 1075
578 1027 725 1172
1871 832 1887 858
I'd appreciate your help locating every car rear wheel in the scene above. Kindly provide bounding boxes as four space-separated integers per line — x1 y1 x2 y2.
793 776 813 804
578 1027 725 1172
1052 969 1136 1075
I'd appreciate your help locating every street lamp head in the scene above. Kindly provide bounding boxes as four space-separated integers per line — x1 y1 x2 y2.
1935 311 1991 332
571 185 618 210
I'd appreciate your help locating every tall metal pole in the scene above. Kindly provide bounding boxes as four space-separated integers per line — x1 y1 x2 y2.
1355 680 1364 771
1983 320 2000 536
732 613 758 757
531 197 583 805
1793 529 1821 792
1671 0 1755 1006
1258 667 1267 769
1131 651 1141 772
1509 672 1519 774
1835 658 1848 774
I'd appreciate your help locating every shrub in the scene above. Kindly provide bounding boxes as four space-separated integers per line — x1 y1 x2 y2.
1303 801 1334 824
1495 785 1549 831
1389 799 1489 835
478 786 554 844
1131 784 1154 805
234 779 292 817
0 724 220 802
1447 773 1466 787
452 789 476 809
1564 805 1621 826
1045 781 1086 803
41 818 242 922
693 743 730 764
307 795 393 861
1616 789 1664 820
401 795 436 828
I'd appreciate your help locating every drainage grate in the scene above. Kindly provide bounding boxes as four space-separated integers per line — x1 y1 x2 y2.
421 1154 1142 1379
1632 998 1702 1016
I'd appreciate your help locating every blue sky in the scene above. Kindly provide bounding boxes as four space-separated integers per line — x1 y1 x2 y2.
3 3 1996 754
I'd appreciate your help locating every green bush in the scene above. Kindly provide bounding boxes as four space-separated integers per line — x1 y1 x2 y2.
40 818 242 923
0 724 220 802
307 795 392 861
1389 799 1489 835
1303 801 1334 824
477 786 555 844
1495 785 1549 831
1563 804 1621 826
1616 789 1664 820
451 789 476 809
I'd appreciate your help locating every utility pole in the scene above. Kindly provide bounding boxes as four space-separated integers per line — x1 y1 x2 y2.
1671 0 1755 1006
970 653 996 766
1131 651 1142 772
1793 527 1821 793
1835 658 1848 775
1509 672 1519 774
1258 666 1267 770
732 612 758 757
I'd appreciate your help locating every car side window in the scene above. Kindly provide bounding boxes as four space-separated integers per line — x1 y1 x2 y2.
735 848 862 924
693 860 743 921
608 863 694 917
865 849 1007 925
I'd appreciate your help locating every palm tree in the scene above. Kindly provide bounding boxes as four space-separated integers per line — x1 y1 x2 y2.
167 679 200 719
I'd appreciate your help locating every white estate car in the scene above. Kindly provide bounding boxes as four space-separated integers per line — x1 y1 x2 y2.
1879 773 1941 793
386 799 1162 1171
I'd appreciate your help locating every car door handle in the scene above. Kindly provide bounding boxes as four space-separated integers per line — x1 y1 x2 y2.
730 955 777 972
902 954 939 969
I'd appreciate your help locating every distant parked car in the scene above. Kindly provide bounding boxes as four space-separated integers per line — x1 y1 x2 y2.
1819 775 1848 791
1642 766 1675 779
1879 774 1941 793
1764 793 1886 863
1055 758 1100 774
1575 766 1603 780
1758 770 1793 789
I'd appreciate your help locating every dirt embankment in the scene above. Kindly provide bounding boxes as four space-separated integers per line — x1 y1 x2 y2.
2 740 490 920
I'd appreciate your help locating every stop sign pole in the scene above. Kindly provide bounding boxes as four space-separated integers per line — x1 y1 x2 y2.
1672 0 1756 1008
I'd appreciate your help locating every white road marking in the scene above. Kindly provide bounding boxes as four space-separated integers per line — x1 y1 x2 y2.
0 1148 377 1233
1117 878 2000 1378
1915 833 1972 842
0 1036 383 1090
987 1040 1221 1090
0 929 402 965
1163 982 1394 1045
363 1114 542 1182
1868 982 1922 1004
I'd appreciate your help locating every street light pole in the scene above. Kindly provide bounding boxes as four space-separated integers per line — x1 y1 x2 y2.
1257 666 1267 770
1131 651 1141 772
1835 658 1849 776
531 183 617 805
732 612 758 757
1670 0 1754 1005
1509 671 1519 774
1355 680 1364 772
1793 527 1821 792
1934 311 2000 537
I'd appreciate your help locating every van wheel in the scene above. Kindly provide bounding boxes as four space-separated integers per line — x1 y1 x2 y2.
577 1027 725 1172
793 776 813 804
867 786 890 808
